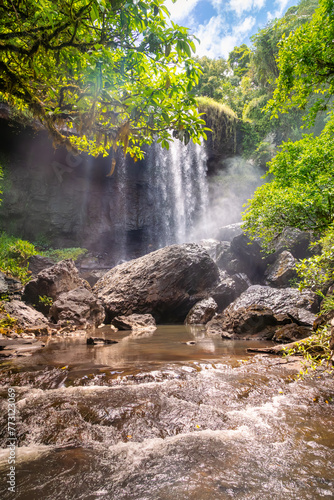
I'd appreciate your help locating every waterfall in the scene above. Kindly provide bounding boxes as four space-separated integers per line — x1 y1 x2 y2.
141 139 209 251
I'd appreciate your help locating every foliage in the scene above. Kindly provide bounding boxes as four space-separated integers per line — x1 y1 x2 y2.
196 96 237 153
296 226 334 291
0 313 18 328
267 0 334 124
38 295 54 307
0 163 2 205
283 327 333 377
0 0 207 161
0 232 37 283
193 57 228 101
42 247 88 262
228 44 251 78
242 117 334 249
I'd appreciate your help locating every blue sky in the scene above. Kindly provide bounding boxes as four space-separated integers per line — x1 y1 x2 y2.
164 0 299 58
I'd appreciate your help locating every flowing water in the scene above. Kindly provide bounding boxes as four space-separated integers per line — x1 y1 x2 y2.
0 326 333 499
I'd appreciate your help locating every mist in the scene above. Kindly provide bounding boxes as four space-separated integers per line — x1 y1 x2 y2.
189 156 265 241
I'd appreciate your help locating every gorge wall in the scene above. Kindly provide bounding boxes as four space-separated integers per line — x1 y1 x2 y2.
0 108 255 266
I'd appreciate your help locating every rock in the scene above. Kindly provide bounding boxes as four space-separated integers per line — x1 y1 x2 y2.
23 259 90 312
206 305 291 340
49 286 105 327
28 255 55 276
2 300 48 327
230 234 267 282
227 285 319 325
0 271 22 298
112 314 156 331
215 223 243 242
264 251 297 288
215 242 247 275
268 227 315 259
211 270 251 311
87 337 118 345
198 239 225 261
185 298 218 325
273 324 312 343
93 244 220 323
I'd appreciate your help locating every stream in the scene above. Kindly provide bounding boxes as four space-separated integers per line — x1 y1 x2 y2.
0 325 333 499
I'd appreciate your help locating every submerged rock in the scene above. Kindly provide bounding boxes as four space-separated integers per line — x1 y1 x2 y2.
50 286 105 327
23 259 90 312
86 337 118 345
112 314 156 331
185 298 218 325
94 243 220 323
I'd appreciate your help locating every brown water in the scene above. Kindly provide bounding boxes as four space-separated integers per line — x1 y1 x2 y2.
0 326 333 499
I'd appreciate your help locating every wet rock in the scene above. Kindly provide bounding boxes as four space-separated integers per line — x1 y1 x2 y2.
198 239 225 261
50 286 105 327
112 314 156 331
268 227 315 259
2 300 48 327
94 244 220 323
264 251 297 288
215 222 243 242
206 305 291 340
185 298 218 325
273 324 312 343
28 255 55 276
211 271 251 311
215 242 247 275
227 285 319 326
230 233 267 282
86 337 118 345
23 259 90 312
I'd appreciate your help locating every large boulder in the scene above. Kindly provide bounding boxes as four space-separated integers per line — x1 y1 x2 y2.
185 298 218 325
23 259 90 311
225 285 319 325
215 223 243 242
49 286 105 327
230 234 267 282
264 251 297 288
206 305 291 340
28 255 55 276
112 314 156 331
2 300 48 328
93 243 220 323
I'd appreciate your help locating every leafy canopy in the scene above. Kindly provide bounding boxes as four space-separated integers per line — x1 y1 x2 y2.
242 117 334 249
267 0 334 123
0 0 207 162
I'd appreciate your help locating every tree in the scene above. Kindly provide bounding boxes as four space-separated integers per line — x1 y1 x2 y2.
0 0 207 163
267 0 334 123
228 44 251 78
193 56 228 101
242 117 334 249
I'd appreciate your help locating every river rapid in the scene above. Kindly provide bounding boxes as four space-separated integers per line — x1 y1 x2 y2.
0 325 333 500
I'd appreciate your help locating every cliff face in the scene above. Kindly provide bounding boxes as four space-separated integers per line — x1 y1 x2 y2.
0 110 239 263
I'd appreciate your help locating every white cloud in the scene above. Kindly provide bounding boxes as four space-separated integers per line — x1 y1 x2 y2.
228 0 265 16
164 0 201 22
267 0 290 20
194 15 255 58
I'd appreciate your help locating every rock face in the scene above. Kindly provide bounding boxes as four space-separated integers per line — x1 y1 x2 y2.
49 287 105 327
185 298 218 325
3 300 48 327
227 285 319 325
0 272 22 298
112 314 156 331
94 244 220 323
273 324 312 343
23 259 89 309
264 251 297 288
